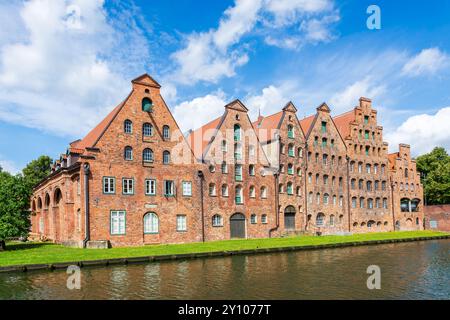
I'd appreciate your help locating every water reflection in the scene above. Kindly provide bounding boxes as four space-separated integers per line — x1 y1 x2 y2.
0 240 448 300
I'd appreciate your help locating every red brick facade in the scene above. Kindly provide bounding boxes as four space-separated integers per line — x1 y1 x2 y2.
30 75 425 247
424 205 450 232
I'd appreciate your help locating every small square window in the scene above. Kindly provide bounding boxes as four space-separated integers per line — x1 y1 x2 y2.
176 215 187 232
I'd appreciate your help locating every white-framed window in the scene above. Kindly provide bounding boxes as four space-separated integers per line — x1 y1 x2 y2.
124 120 132 134
164 180 175 196
182 181 192 196
144 212 158 234
163 151 170 164
250 214 257 224
122 178 134 195
221 162 228 174
249 185 256 198
212 214 223 227
209 183 216 196
261 214 268 224
111 211 126 235
260 186 267 199
222 184 229 197
145 179 156 195
176 215 187 232
143 148 154 163
143 123 153 137
124 146 133 160
163 125 170 140
103 177 115 194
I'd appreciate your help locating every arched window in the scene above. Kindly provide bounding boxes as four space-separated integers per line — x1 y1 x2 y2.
359 179 364 190
360 197 365 208
249 165 255 176
404 168 408 178
401 198 410 212
287 163 294 175
144 212 159 234
209 183 216 196
142 97 153 112
37 197 42 209
308 192 313 204
250 214 257 224
124 146 133 160
351 179 356 189
329 215 335 226
234 124 241 141
316 193 320 204
163 151 170 164
235 185 243 204
212 214 223 227
222 184 229 197
332 195 337 206
143 123 153 137
249 185 256 198
54 188 62 205
234 143 242 160
368 198 374 209
323 193 329 205
261 186 267 199
287 124 294 138
366 181 372 191
287 182 293 195
162 125 170 140
143 148 154 163
352 197 357 208
298 148 303 157
124 120 132 134
316 213 325 226
296 186 301 196
279 183 284 193
288 144 294 157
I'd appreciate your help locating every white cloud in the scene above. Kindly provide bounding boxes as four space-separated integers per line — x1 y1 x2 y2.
171 0 262 84
402 47 450 77
385 107 450 156
172 0 339 84
329 77 386 113
0 156 20 175
245 85 290 119
0 0 150 137
172 91 228 132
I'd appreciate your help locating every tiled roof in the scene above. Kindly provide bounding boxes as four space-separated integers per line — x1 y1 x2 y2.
252 111 283 143
69 96 129 152
333 110 355 139
186 115 223 160
299 114 316 136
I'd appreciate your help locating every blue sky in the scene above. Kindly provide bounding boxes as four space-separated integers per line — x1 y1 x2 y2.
0 0 450 173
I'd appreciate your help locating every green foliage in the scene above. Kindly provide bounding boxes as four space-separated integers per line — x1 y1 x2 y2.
0 231 446 267
0 171 31 241
416 147 450 205
22 155 52 188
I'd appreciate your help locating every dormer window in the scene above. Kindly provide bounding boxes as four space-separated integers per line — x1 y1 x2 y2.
142 98 153 112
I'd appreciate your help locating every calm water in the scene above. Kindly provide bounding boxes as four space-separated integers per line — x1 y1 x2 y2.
0 240 449 300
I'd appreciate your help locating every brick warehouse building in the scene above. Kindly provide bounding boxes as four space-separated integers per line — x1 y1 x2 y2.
30 74 424 248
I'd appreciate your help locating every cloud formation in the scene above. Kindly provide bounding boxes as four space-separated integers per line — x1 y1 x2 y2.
385 107 450 156
0 0 150 137
402 47 450 77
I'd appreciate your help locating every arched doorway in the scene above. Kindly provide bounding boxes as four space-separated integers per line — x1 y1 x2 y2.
284 206 296 230
230 213 246 238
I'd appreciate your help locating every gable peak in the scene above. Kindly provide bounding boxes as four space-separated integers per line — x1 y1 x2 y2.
317 102 330 113
131 73 161 88
224 99 249 112
283 101 298 113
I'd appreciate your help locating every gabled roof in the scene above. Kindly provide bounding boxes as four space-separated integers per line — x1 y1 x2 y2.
225 99 248 112
299 114 316 136
131 73 161 88
186 115 224 160
70 94 131 152
252 111 283 143
333 109 355 139
283 101 298 113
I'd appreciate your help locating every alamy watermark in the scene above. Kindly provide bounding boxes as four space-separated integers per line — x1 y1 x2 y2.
367 5 381 30
66 265 81 290
366 265 381 290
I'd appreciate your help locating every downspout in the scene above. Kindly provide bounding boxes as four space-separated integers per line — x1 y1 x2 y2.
390 178 395 231
82 163 90 248
269 172 280 237
198 170 205 242
269 136 282 237
346 156 351 232
303 143 309 231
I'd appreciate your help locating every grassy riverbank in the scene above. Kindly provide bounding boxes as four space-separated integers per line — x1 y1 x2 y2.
1 230 448 267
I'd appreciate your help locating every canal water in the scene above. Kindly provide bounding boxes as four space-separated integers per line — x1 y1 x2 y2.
0 240 449 300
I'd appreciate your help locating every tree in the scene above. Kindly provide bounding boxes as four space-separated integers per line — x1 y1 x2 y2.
416 147 450 205
22 155 52 188
0 171 31 249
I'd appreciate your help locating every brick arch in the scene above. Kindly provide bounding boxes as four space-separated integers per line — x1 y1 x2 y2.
37 197 42 210
44 193 51 209
53 187 63 206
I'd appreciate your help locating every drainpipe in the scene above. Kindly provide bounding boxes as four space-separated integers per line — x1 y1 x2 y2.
82 163 90 248
303 143 309 231
390 178 395 231
198 170 205 242
346 156 351 232
269 172 280 237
